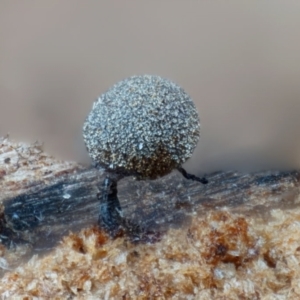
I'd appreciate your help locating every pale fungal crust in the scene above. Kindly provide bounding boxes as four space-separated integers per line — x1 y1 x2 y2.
83 75 200 179
1 208 300 299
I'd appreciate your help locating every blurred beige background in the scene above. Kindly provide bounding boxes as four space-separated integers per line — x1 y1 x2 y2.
1 1 300 175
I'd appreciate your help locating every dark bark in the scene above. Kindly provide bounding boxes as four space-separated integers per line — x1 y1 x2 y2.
1 166 299 252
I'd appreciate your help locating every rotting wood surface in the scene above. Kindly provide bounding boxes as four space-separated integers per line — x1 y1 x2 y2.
0 137 300 274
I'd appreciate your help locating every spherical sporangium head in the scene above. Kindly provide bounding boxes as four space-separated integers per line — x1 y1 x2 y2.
83 75 200 179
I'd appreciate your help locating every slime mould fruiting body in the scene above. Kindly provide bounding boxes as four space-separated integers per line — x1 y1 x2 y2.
83 75 208 238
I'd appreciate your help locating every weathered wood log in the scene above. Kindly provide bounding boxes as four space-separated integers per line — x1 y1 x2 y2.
2 136 299 250
1 137 300 298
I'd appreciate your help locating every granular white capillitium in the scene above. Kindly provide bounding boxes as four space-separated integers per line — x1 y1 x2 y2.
83 74 200 180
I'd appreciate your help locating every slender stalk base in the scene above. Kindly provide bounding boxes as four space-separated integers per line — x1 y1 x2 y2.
177 167 208 184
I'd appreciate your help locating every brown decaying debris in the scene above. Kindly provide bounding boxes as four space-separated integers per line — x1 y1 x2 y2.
1 137 300 298
0 207 300 299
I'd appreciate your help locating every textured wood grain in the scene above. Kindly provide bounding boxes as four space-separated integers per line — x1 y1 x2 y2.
1 137 300 298
1 137 299 265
